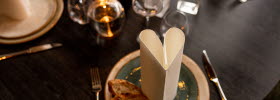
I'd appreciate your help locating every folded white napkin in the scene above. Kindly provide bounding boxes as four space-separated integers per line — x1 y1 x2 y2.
139 27 185 100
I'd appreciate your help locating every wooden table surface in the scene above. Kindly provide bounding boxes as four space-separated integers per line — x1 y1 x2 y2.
0 0 280 100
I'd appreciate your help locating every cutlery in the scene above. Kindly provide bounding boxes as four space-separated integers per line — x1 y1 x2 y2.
0 43 62 61
90 67 102 100
202 50 227 100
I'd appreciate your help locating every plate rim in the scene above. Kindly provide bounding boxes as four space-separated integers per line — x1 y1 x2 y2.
0 0 64 44
105 50 210 100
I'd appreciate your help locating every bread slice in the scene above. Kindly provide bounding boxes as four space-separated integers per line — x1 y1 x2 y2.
108 79 148 100
111 94 148 100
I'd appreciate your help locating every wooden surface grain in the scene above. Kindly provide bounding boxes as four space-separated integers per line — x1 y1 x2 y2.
0 0 280 100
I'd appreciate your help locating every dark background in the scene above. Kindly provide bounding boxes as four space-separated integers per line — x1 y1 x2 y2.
0 0 280 100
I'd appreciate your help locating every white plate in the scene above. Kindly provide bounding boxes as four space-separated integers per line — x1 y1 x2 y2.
0 0 63 44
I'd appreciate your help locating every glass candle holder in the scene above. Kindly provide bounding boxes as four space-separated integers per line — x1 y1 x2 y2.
88 0 125 38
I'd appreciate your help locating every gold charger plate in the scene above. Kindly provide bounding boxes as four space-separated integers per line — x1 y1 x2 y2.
0 0 63 44
105 50 210 100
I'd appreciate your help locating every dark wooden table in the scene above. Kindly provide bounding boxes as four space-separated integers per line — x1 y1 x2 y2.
1 0 280 100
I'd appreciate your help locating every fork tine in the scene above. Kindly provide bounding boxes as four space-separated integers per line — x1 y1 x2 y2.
94 68 98 83
92 68 96 85
91 67 101 85
90 68 95 85
96 68 101 84
93 68 98 85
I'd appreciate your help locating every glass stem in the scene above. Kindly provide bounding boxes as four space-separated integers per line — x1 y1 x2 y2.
145 16 150 29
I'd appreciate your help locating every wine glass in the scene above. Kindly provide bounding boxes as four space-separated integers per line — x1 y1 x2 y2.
132 0 163 28
67 0 90 25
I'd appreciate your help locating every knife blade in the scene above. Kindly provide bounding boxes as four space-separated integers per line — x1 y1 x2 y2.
202 50 218 80
0 43 62 61
202 50 227 100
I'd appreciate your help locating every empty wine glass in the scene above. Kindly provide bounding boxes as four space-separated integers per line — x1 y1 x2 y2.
132 0 163 28
67 0 91 25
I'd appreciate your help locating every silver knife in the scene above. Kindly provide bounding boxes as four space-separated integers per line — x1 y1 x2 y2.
202 50 227 100
0 43 62 61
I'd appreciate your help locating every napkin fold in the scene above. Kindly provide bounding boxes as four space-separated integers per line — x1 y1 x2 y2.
139 27 185 100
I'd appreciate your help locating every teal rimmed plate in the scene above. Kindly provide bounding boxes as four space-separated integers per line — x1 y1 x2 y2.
105 50 209 100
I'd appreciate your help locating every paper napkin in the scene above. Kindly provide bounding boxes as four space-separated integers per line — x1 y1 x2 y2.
139 27 185 100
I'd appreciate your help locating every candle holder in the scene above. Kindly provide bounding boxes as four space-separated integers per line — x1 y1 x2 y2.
88 0 125 38
68 0 125 38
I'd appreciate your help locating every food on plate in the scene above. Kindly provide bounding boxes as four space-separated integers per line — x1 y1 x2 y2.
108 79 148 100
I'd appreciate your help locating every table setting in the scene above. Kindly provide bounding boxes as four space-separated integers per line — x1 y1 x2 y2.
0 0 280 100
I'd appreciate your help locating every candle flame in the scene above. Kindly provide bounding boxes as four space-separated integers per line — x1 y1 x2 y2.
100 16 114 37
0 56 7 60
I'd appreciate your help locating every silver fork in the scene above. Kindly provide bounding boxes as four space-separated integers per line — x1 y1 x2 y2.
90 67 102 100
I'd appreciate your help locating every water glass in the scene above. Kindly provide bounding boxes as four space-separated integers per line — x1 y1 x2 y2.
177 0 200 15
67 0 90 25
160 10 189 39
132 0 163 28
